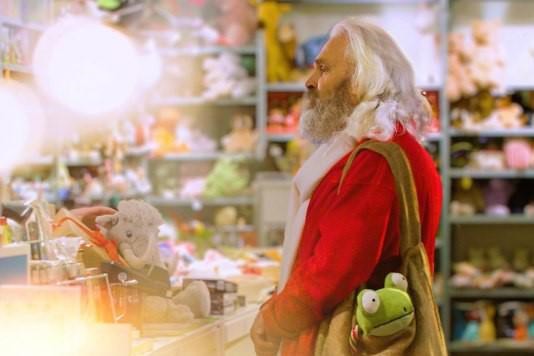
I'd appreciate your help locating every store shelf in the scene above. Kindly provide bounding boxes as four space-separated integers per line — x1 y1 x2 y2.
1 63 32 74
162 45 256 57
449 288 534 299
449 169 534 179
450 215 534 224
125 146 153 157
449 340 534 353
152 96 258 107
147 196 254 207
0 16 46 32
151 152 254 162
282 0 439 4
449 128 534 137
424 132 442 141
267 133 297 142
266 82 306 92
64 157 103 167
216 225 255 233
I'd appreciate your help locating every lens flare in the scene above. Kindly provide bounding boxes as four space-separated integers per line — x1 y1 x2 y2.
0 80 44 174
33 17 141 116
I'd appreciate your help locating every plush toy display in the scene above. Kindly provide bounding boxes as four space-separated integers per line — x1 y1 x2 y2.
221 114 258 153
258 0 292 82
202 53 256 99
350 273 414 348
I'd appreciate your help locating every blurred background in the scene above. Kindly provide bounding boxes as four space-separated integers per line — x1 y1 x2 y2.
1 0 534 355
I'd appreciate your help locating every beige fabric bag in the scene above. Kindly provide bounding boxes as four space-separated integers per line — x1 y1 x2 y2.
315 141 447 356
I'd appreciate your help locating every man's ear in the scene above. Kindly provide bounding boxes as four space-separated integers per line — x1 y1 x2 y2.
95 214 118 230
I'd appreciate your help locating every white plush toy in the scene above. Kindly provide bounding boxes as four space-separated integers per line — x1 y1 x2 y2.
96 200 212 323
96 200 164 270
202 53 256 100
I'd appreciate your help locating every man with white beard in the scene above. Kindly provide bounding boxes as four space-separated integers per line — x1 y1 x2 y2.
250 18 442 356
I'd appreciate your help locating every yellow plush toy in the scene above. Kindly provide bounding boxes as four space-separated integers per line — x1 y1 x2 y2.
258 0 292 82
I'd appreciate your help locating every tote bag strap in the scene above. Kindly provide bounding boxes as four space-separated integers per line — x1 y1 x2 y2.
337 140 421 255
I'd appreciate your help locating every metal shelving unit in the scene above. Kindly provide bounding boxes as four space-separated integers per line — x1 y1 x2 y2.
449 169 534 179
449 341 534 354
449 288 534 299
450 215 534 225
445 1 534 354
449 128 534 137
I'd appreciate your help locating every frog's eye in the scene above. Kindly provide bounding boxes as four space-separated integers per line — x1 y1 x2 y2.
391 273 408 292
362 290 380 314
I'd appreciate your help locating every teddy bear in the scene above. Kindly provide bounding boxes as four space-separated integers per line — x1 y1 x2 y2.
447 33 476 102
221 114 258 153
495 97 525 129
202 53 256 99
215 0 257 47
468 20 505 93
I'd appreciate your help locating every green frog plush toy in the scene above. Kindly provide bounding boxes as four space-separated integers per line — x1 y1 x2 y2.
350 273 414 349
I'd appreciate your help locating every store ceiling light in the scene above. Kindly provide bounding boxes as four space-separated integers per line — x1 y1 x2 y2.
33 17 141 117
0 80 43 175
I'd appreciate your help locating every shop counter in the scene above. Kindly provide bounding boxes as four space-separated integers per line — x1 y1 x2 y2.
134 304 259 356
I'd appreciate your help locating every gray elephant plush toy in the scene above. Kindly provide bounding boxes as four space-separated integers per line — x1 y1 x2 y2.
96 200 211 322
96 200 164 271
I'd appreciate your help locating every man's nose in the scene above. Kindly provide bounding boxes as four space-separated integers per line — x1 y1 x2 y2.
305 71 318 90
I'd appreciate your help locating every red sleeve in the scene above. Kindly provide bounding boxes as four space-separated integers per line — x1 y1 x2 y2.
262 152 396 338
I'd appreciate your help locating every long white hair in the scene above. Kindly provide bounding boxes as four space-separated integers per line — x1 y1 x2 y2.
332 18 432 141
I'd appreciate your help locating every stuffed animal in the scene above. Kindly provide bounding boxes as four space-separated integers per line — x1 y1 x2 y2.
479 303 497 342
203 158 249 198
258 0 292 82
96 200 165 270
469 149 504 170
504 139 532 169
468 20 505 93
202 53 256 99
96 200 211 323
450 178 485 216
496 97 525 129
483 179 513 216
350 273 414 349
447 33 476 102
214 206 238 226
221 114 258 153
216 0 257 47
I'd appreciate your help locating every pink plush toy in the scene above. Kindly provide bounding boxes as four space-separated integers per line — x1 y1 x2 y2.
504 139 532 170
484 179 513 216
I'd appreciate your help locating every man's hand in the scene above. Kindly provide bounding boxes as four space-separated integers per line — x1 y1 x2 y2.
70 206 116 229
250 313 281 356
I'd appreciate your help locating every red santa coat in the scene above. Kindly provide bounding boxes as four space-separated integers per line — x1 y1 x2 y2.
261 128 442 355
